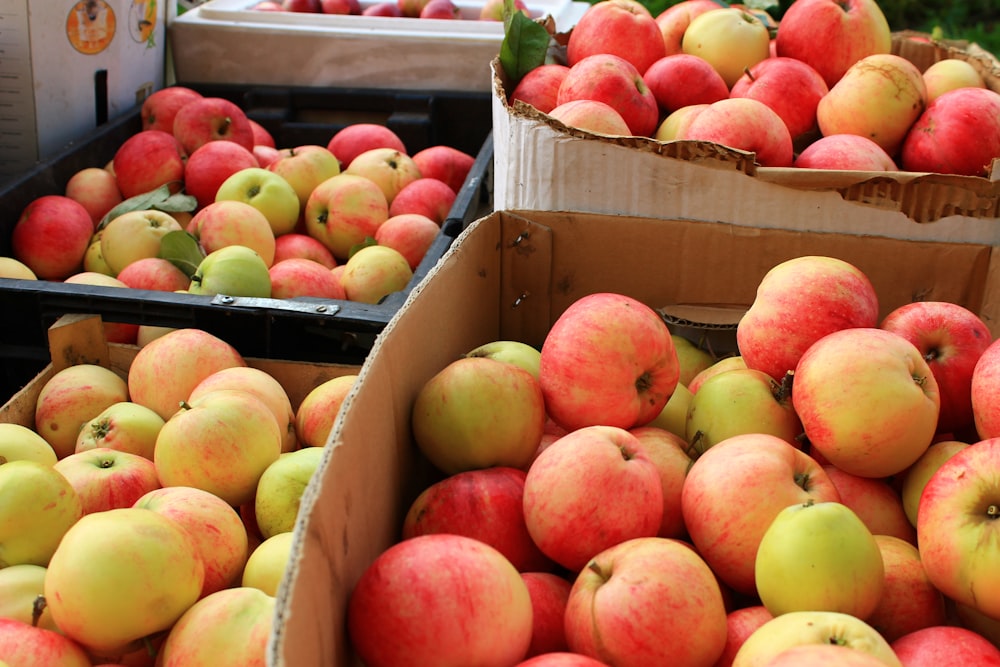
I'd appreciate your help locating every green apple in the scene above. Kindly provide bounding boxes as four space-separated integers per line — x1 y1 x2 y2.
644 381 693 441
74 401 165 460
156 587 276 667
0 460 83 568
242 531 294 596
899 439 969 528
0 564 60 632
685 368 802 455
687 355 746 394
411 356 547 474
43 507 204 655
732 610 902 667
188 245 272 298
254 446 325 539
755 500 884 619
340 244 413 304
99 209 184 276
154 388 282 507
135 485 250 598
34 363 130 459
294 374 359 448
215 167 300 237
466 340 542 382
0 423 58 466
672 334 715 387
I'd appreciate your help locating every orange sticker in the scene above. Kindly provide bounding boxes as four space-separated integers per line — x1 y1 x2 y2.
128 0 159 46
67 0 117 55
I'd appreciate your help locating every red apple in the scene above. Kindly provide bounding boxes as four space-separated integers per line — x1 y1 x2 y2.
900 87 1000 177
11 195 94 280
548 99 632 136
387 177 456 224
326 123 408 169
655 0 721 56
774 0 892 89
267 257 347 299
172 97 256 155
252 144 282 169
557 53 660 137
374 212 442 270
516 654 611 666
248 118 276 148
115 257 192 292
64 166 123 228
821 465 916 544
183 139 260 211
53 448 161 515
420 0 459 18
794 134 898 170
730 57 830 143
679 97 794 167
283 0 320 10
715 605 774 667
319 0 360 13
642 54 729 116
628 425 695 539
891 625 1000 666
0 617 93 666
521 572 573 658
141 86 204 134
410 144 476 194
972 337 1000 440
509 64 571 115
272 232 338 268
566 0 665 76
112 129 186 199
865 535 948 644
363 2 403 16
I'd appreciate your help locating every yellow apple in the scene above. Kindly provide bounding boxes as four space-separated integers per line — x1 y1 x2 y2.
922 58 986 104
74 401 165 460
0 257 37 280
254 446 325 539
0 423 58 466
99 209 183 276
899 439 969 527
241 531 294 596
294 374 359 448
682 8 771 88
0 460 83 568
0 564 60 632
644 382 693 440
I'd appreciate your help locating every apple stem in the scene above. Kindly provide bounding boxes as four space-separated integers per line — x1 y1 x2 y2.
743 66 755 82
773 371 794 403
587 559 611 582
178 400 193 411
793 471 811 491
988 505 1000 519
687 432 705 459
31 595 46 627
913 374 929 388
0 455 6 465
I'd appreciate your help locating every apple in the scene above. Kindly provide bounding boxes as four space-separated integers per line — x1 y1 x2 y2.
881 300 992 436
34 363 129 459
253 144 282 168
891 626 1000 666
214 166 301 237
253 446 324 539
822 465 916 544
0 423 58 466
344 147 422 205
43 507 204 654
642 54 729 117
681 433 841 596
410 144 476 195
671 334 714 387
0 460 83 568
267 144 342 210
111 129 186 199
374 212 442 270
397 0 431 17
412 356 545 474
191 199 277 266
466 340 541 381
294 374 358 448
898 439 969 527
141 86 203 134
794 134 898 170
172 96 255 155
917 437 1000 620
387 177 456 224
654 103 709 141
685 367 801 454
0 564 61 632
182 139 260 211
687 355 746 394
349 534 533 665
272 232 338 268
303 172 389 261
320 0 361 13
681 7 771 89
362 2 403 15
731 610 901 667
730 57 829 143
99 208 184 276
115 257 192 292
60 272 140 343
326 123 408 170
248 118 276 148
402 466 555 572
762 644 895 667
793 327 940 479
628 425 695 539
254 0 287 8
188 244 273 298
557 53 659 137
900 87 1000 177
922 58 987 104
736 255 879 385
566 0 665 76
564 536 728 666
241 530 294 595
679 97 794 167
53 448 161 515
548 99 632 136
0 618 92 667
642 381 693 440
270 257 347 299
655 0 721 56
126 327 247 421
952 602 1000 651
64 166 123 227
478 0 527 20
539 292 679 432
865 535 948 643
715 605 774 667
972 337 1000 440
340 244 413 304
284 0 320 9
11 195 94 280
520 572 572 658
154 388 282 507
509 64 571 114
515 655 610 667
73 401 163 460
817 53 927 157
420 0 459 19
0 257 37 279
774 0 892 89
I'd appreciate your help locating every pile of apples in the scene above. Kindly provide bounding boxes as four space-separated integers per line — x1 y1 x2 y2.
344 255 1000 666
255 0 531 21
508 0 1000 175
0 325 358 666
2 84 479 341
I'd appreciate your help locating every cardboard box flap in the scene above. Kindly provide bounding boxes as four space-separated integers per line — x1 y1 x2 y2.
892 30 1000 90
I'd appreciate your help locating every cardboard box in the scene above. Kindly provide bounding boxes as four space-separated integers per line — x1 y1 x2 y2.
168 0 589 92
0 0 167 180
491 33 1000 236
268 208 1000 666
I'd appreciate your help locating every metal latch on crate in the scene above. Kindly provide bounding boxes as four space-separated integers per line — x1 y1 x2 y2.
210 294 341 316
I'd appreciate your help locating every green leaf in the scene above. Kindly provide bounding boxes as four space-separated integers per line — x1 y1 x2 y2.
347 237 378 260
158 230 206 279
156 191 198 213
96 183 196 230
500 9 551 87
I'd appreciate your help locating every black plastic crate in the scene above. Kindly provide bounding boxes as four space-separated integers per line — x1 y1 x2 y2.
0 84 495 396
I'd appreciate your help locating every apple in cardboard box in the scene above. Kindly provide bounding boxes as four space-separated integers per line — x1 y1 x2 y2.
191 200 277 266
900 86 1000 177
681 7 771 89
730 57 829 144
0 423 58 466
0 618 92 667
304 173 389 260
374 212 442 270
566 0 665 76
112 129 186 199
35 363 130 460
141 86 203 134
347 534 534 667
115 257 192 292
654 102 708 141
64 166 123 227
642 54 729 116
387 177 456 224
509 64 570 114
679 97 794 167
172 97 255 155
254 446 324 539
549 99 632 136
242 531 293 595
921 58 987 103
794 134 898 170
821 465 916 544
681 433 841 596
655 0 720 56
774 0 892 89
0 460 84 568
898 438 968 528
564 536 728 666
327 123 408 169
11 195 94 280
557 54 660 138
628 425 695 539
53 448 161 515
183 139 260 211
269 257 347 300
294 374 358 448
866 535 948 643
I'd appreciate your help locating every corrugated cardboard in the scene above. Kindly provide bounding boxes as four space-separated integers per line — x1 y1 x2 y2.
168 0 588 92
269 208 1000 666
492 34 1000 235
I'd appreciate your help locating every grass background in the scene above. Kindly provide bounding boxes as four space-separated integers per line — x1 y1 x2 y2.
634 0 999 59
